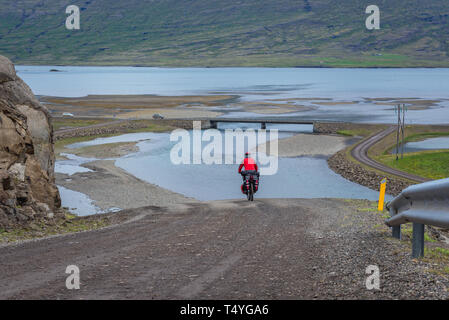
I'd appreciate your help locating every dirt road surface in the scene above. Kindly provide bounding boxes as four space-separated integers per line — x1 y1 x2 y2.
0 199 447 300
351 127 429 183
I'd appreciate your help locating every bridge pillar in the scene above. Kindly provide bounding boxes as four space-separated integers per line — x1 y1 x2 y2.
261 122 266 130
210 120 217 129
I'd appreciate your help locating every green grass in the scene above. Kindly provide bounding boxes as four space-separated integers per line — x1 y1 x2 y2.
424 247 449 262
423 247 449 275
377 150 449 180
383 131 449 155
398 224 437 243
2 0 449 67
426 247 449 258
125 123 175 133
52 119 112 131
360 127 449 181
403 132 449 144
337 129 373 137
421 246 449 275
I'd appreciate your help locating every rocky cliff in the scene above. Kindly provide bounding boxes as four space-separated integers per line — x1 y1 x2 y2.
0 56 61 228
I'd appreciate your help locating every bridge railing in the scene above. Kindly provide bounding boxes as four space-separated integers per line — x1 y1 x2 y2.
385 177 449 258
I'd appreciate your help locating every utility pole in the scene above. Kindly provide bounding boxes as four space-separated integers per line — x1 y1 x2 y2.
401 104 405 159
396 104 400 161
395 104 407 161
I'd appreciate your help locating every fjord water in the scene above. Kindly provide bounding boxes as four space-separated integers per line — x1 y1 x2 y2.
16 66 449 99
16 66 449 124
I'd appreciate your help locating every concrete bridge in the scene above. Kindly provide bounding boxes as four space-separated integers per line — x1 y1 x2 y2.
147 117 344 133
208 118 315 129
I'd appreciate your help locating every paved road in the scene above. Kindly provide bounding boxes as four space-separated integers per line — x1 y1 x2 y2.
351 127 429 183
0 199 446 300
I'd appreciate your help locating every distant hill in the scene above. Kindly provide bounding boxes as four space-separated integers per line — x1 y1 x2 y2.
1 0 449 67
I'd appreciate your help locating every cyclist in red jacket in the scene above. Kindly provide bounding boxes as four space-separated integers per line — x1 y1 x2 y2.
238 152 259 194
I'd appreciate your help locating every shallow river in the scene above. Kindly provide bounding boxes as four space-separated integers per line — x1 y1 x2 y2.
56 124 385 215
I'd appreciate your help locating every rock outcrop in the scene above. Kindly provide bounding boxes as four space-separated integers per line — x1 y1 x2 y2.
0 55 61 228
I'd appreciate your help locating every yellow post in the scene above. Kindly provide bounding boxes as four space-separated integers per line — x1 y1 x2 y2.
378 178 387 211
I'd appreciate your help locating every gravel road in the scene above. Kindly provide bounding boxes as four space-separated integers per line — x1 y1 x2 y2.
351 127 429 183
0 198 447 300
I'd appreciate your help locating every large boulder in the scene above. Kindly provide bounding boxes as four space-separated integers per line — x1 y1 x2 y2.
0 56 61 228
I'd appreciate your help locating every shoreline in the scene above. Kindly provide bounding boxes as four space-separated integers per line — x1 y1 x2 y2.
56 160 196 214
43 94 238 120
43 94 318 120
16 63 449 69
42 93 448 126
255 133 355 158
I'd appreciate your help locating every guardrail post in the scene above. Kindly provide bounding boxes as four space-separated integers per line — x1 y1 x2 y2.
392 225 401 239
412 223 425 258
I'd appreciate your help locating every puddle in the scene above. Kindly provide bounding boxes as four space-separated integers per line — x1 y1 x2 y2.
58 186 101 216
58 186 123 216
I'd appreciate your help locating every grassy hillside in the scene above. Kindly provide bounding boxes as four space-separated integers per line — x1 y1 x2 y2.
1 0 449 67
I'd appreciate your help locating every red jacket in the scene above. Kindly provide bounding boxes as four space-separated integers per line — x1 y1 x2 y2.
238 157 258 173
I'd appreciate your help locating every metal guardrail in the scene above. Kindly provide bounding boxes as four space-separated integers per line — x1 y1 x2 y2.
385 178 449 258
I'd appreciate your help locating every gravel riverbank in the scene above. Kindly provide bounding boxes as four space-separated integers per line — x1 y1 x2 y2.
56 160 196 212
328 149 413 196
256 133 352 157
